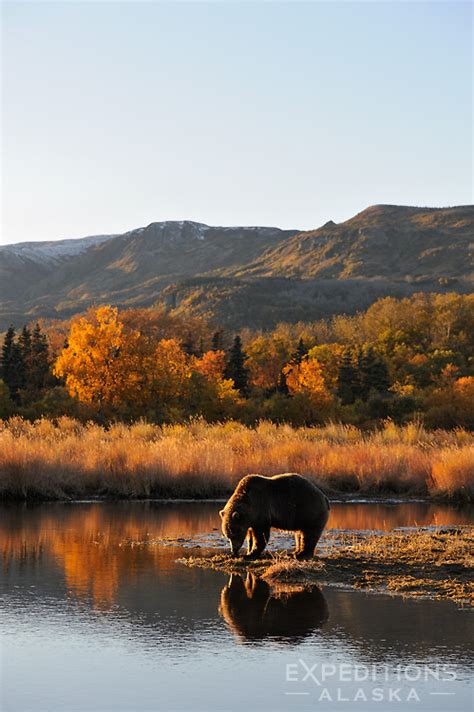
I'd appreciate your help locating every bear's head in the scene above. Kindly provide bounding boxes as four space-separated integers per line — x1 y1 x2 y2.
219 507 248 556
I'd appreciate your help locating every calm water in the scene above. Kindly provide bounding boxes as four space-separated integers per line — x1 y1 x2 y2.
0 501 472 712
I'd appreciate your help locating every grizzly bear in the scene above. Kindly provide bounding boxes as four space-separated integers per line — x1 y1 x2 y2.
220 473 330 559
219 573 329 643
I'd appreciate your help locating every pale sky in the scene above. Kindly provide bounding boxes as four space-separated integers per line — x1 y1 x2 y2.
1 0 472 245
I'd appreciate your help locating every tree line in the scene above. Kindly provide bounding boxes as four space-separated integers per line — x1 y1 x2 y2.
0 292 472 428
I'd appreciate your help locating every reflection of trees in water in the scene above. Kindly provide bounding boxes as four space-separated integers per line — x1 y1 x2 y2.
0 502 219 608
328 502 472 531
219 573 329 643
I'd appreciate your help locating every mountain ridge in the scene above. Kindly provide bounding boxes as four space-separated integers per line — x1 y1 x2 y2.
1 205 472 329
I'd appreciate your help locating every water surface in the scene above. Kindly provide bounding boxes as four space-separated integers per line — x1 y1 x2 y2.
1 501 472 711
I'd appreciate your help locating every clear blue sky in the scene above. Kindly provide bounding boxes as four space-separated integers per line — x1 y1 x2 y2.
1 0 472 244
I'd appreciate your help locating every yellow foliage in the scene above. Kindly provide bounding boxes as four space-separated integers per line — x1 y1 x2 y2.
307 343 345 391
54 307 193 416
246 335 292 390
283 357 333 410
53 306 133 412
425 375 474 429
192 350 239 406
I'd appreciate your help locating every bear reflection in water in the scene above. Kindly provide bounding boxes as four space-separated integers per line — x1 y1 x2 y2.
219 573 329 644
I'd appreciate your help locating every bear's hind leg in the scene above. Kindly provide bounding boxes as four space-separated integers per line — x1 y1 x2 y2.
296 526 325 560
292 531 303 557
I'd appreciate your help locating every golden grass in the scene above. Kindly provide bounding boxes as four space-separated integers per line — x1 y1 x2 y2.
0 417 472 501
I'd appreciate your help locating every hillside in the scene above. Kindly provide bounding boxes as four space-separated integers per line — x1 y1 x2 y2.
230 204 474 281
0 222 297 327
0 205 472 329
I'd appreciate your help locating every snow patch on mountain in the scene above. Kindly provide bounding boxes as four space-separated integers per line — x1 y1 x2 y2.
0 220 290 267
0 233 117 265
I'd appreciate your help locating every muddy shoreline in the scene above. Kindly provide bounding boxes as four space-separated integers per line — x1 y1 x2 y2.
174 527 473 606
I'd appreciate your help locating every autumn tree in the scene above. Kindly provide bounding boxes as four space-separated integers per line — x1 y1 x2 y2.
424 374 474 429
54 306 136 415
283 356 332 407
308 343 344 392
279 356 333 424
190 349 240 418
245 334 293 392
150 339 192 408
193 349 226 382
54 306 219 420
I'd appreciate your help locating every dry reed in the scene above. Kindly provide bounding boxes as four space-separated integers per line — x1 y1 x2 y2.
0 417 472 501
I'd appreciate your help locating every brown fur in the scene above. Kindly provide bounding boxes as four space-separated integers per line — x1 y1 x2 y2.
220 472 330 559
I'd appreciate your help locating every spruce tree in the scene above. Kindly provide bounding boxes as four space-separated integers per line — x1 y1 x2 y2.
0 326 24 402
360 346 390 398
225 335 249 395
19 325 32 361
336 348 359 405
18 326 32 393
0 326 15 384
292 337 308 365
30 324 50 394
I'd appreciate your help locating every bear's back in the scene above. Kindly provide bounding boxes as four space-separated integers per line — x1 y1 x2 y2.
269 472 325 498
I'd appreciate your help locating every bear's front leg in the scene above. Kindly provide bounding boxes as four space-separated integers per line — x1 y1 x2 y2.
244 527 269 560
245 528 257 557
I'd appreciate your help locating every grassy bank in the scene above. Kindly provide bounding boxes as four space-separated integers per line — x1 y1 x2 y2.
180 527 474 604
0 417 473 502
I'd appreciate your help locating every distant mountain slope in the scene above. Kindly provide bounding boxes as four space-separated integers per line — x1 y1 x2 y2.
0 222 298 325
0 206 472 329
161 277 420 329
231 205 474 282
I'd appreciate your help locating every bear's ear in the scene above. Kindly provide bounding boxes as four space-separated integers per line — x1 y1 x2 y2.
219 509 225 519
231 510 240 520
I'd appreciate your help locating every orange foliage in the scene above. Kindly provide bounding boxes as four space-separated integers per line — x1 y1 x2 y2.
54 307 193 416
193 350 226 381
425 375 474 428
307 344 345 391
283 358 331 402
53 308 239 419
246 335 292 391
53 306 136 412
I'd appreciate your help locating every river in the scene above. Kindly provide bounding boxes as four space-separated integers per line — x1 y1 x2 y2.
0 501 472 711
